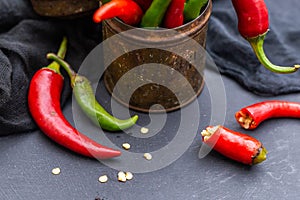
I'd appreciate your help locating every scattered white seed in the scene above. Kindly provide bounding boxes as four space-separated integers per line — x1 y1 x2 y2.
51 167 61 175
98 175 108 183
143 153 152 160
118 171 127 182
140 127 149 134
122 143 131 150
125 172 133 180
118 171 125 176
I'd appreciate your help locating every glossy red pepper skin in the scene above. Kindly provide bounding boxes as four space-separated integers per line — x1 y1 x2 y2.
28 68 121 159
231 0 269 38
93 0 143 26
236 100 300 130
163 0 185 29
201 126 267 165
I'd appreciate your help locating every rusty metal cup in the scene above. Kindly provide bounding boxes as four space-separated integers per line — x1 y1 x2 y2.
30 0 99 17
102 0 212 113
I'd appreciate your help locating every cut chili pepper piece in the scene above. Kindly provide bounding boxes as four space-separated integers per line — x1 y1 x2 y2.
93 0 143 26
236 100 300 130
201 125 267 165
28 38 121 159
163 0 186 29
231 0 300 73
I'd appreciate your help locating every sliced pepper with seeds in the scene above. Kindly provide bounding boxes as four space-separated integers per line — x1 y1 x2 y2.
201 125 267 165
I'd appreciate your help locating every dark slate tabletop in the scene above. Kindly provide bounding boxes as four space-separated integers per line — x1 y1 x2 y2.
1 65 300 200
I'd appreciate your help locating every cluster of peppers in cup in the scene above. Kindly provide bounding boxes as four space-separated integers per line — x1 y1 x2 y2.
94 0 208 28
27 0 300 165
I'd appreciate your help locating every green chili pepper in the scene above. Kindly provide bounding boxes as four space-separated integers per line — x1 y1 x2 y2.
183 0 208 22
140 0 172 28
47 53 139 132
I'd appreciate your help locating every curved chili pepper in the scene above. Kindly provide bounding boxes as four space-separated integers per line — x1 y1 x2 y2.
236 100 300 130
201 125 267 165
163 0 186 29
28 38 121 159
183 0 208 22
93 0 143 26
46 53 139 132
231 0 300 73
140 0 172 28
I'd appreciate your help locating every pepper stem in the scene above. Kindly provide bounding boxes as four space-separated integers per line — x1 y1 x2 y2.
253 146 267 165
47 53 77 87
47 37 68 72
248 33 300 74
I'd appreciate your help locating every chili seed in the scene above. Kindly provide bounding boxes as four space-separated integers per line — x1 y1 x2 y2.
244 119 252 129
51 167 61 175
122 143 131 150
143 153 152 160
201 130 211 142
125 172 133 180
140 127 149 134
98 175 108 183
118 171 127 182
201 130 210 137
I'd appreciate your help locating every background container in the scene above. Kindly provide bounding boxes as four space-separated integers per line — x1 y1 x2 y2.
102 0 212 112
30 0 99 17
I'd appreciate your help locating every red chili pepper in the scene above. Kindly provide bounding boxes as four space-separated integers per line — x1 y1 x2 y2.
236 100 300 130
163 0 185 29
28 37 121 159
201 125 267 165
231 0 300 73
93 0 143 26
231 0 268 39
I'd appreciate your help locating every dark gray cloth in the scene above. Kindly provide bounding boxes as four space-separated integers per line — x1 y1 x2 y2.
0 0 101 135
207 0 300 96
0 0 299 135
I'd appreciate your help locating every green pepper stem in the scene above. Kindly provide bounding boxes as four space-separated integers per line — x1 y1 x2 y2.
47 53 139 132
47 37 68 72
252 146 267 165
47 53 77 87
248 33 300 74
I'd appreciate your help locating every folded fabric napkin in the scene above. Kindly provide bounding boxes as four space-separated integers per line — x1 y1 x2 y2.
0 0 299 135
0 0 101 135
